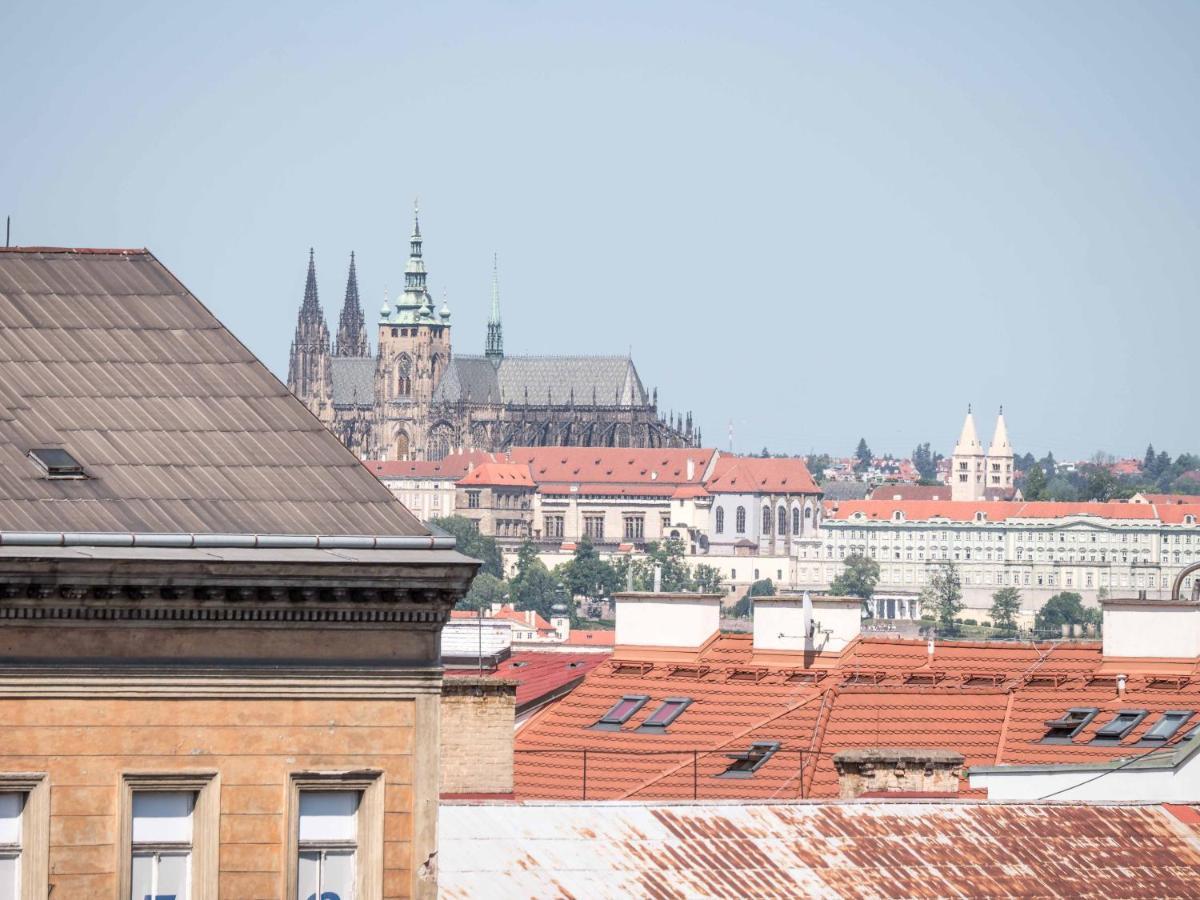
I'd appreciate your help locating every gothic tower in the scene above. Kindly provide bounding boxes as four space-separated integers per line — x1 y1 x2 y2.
485 253 503 361
986 407 1014 494
286 249 331 420
376 203 453 460
334 251 369 357
950 405 986 501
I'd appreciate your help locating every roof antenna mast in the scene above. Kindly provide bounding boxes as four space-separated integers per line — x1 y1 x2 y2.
5 216 10 248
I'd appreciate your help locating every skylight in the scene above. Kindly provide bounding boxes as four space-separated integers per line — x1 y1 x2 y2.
719 741 780 778
1042 707 1098 743
1140 711 1194 744
26 447 87 479
1091 710 1148 743
592 695 648 731
636 698 691 732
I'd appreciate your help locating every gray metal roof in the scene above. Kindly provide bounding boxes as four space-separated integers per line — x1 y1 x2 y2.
329 355 376 408
820 481 870 501
434 355 648 406
0 248 425 537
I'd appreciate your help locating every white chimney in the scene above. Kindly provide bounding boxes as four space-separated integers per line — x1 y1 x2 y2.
1102 597 1200 659
753 594 862 654
614 592 722 649
686 458 696 481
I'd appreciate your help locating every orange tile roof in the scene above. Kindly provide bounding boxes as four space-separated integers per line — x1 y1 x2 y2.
492 604 554 633
1141 493 1200 506
566 629 616 646
705 456 819 495
366 451 499 480
457 462 535 487
505 447 715 488
513 634 1200 801
825 499 1173 522
445 651 609 712
1157 503 1200 524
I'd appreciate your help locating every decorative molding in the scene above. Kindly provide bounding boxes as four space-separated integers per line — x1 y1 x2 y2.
0 772 48 900
0 602 450 626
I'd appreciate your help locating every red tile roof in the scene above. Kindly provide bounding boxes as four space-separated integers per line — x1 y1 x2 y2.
446 651 609 713
513 634 1200 800
825 499 1170 522
1158 504 1200 524
366 451 499 480
565 629 616 646
505 447 715 488
457 462 535 487
705 456 818 495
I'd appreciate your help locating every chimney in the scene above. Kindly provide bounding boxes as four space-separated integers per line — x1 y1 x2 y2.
614 592 722 649
832 748 964 799
1101 596 1200 659
686 457 696 481
440 678 516 796
753 594 862 654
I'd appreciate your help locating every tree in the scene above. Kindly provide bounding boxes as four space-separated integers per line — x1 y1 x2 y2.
508 540 560 620
989 586 1021 631
558 537 619 604
456 571 508 611
1039 452 1058 476
830 554 880 602
912 443 938 482
731 593 753 618
806 454 832 484
1080 464 1117 502
1035 591 1097 635
1021 464 1047 500
920 561 963 633
731 578 775 618
749 578 776 598
1144 444 1157 475
430 516 503 577
854 438 873 473
691 563 724 594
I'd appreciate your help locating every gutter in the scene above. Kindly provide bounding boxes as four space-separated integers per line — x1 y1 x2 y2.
0 531 457 551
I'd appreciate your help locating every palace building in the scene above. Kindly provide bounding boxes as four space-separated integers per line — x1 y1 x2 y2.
287 208 696 461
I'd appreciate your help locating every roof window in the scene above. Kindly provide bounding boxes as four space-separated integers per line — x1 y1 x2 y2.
1041 707 1098 743
636 698 691 732
718 741 780 778
592 695 648 731
26 448 87 479
1091 709 1148 743
1139 711 1194 745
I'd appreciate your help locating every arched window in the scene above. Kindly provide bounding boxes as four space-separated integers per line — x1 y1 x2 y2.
715 507 725 534
394 431 410 461
792 507 800 534
397 354 412 397
762 506 772 533
736 506 746 533
778 506 787 535
805 506 813 518
430 353 443 385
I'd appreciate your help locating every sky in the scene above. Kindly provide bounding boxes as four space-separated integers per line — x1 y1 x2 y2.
3 1 1197 461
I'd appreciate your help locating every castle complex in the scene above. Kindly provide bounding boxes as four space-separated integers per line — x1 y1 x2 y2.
287 209 696 460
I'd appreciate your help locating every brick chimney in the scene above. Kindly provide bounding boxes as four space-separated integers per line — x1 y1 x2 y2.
832 748 964 799
440 678 516 797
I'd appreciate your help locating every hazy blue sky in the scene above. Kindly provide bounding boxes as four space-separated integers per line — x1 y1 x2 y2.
4 1 1197 460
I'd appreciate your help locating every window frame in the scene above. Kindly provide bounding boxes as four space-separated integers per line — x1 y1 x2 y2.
718 741 780 779
636 698 692 733
1139 710 1194 745
0 774 48 900
118 771 219 900
1091 709 1149 743
1041 707 1099 743
286 770 384 900
592 695 649 731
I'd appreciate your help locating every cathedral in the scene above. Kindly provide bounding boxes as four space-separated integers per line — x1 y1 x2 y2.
287 209 697 460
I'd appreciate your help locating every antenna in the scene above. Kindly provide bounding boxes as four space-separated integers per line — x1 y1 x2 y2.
4 216 9 248
802 591 814 640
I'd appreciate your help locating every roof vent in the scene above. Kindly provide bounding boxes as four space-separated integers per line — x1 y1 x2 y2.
27 448 88 480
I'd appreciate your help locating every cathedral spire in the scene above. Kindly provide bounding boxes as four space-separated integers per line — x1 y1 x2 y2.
301 247 321 315
335 251 369 357
486 252 504 360
403 199 427 300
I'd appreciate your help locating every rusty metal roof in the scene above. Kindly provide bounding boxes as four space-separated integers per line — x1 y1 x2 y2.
439 800 1200 898
0 248 425 537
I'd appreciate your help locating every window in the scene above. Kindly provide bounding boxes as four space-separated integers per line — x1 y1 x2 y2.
1042 708 1098 743
584 516 605 541
778 507 787 535
594 695 649 730
26 447 87 479
298 792 358 900
0 776 47 900
624 515 645 540
131 791 194 900
762 507 771 533
719 741 780 778
0 793 20 899
545 515 564 539
660 513 670 532
735 507 746 533
466 490 480 509
1092 710 1148 742
793 508 800 533
120 774 217 900
1141 711 1194 744
715 507 725 534
287 772 383 900
637 698 691 732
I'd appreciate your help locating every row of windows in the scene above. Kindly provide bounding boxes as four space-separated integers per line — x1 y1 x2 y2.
714 505 814 536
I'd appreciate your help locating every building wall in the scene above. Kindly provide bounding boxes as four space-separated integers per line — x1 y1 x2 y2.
439 680 516 795
0 696 418 899
379 476 457 522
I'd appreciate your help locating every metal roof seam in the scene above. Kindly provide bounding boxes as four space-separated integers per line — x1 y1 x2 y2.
0 530 452 551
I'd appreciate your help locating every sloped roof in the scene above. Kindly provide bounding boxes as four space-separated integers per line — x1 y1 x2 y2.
445 650 609 713
367 451 500 480
507 447 715 489
0 248 424 537
433 355 648 406
439 801 1200 899
458 462 535 488
825 500 1170 523
329 355 376 408
705 456 819 494
820 481 870 501
513 633 1200 801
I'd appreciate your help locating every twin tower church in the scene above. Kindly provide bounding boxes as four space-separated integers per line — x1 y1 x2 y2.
287 208 697 461
950 407 1017 501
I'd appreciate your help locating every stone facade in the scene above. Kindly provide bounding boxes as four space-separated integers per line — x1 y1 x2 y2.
288 209 697 460
439 679 517 796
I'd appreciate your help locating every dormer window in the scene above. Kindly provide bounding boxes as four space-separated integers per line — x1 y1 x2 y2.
1042 707 1098 743
636 698 691 733
26 448 87 480
1140 711 1194 744
592 695 648 731
1091 710 1148 743
718 741 780 778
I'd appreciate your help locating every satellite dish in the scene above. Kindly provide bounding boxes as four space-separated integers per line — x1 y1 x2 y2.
802 591 813 640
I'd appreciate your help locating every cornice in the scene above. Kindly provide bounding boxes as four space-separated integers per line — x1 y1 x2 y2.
0 600 452 628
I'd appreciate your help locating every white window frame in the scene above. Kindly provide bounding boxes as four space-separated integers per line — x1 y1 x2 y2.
119 772 218 900
287 771 384 900
0 775 48 900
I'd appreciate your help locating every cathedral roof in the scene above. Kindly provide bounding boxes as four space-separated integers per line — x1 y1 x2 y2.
329 356 376 408
433 355 649 407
